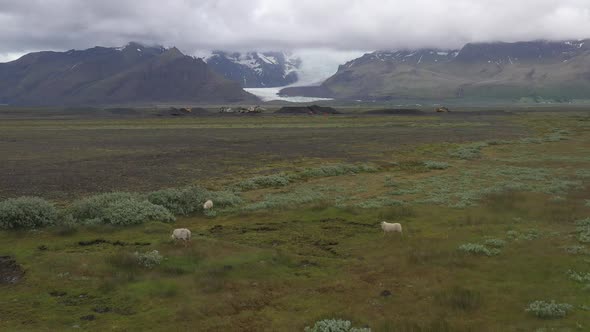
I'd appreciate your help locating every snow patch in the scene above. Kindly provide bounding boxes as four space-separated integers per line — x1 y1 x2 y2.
245 87 333 102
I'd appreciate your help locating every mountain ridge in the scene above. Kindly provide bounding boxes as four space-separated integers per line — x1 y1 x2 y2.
280 39 590 101
0 42 258 106
206 51 301 88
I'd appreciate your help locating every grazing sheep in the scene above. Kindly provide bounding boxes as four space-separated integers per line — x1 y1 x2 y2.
171 228 191 246
381 221 403 236
203 200 213 210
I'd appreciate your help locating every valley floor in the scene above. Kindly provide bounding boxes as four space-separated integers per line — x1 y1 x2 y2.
0 108 589 331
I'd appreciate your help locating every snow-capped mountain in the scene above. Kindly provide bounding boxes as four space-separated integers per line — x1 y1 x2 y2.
281 39 590 101
206 51 301 88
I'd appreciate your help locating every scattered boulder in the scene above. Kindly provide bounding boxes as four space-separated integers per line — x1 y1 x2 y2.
380 290 392 297
276 105 340 115
0 256 25 284
80 315 95 321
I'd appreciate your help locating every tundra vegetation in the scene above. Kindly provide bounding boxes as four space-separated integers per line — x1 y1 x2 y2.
0 107 589 331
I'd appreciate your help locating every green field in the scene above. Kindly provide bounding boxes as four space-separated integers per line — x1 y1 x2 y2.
0 108 589 331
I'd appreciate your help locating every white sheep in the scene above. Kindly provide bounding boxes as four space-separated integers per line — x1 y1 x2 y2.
171 228 192 246
381 221 403 236
203 200 213 210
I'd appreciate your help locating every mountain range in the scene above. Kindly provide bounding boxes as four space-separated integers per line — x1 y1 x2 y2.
206 51 301 88
280 40 590 102
0 42 257 106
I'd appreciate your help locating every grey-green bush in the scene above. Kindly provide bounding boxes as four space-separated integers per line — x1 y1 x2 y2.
208 190 243 208
424 161 451 170
449 142 488 160
484 238 506 248
234 174 291 191
575 218 590 243
0 197 58 229
148 186 242 215
566 270 590 283
134 250 163 268
458 243 500 256
304 319 370 332
148 186 209 215
70 192 174 225
525 300 573 319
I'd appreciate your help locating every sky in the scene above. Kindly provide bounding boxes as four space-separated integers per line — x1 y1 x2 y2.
1 0 589 81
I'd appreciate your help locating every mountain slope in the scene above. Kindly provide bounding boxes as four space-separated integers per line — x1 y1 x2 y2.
281 40 590 101
0 43 258 105
206 51 301 88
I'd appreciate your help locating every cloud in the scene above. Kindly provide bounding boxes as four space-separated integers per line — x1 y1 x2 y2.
0 0 589 77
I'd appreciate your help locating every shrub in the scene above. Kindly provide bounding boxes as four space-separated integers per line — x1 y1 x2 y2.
457 243 500 256
304 319 370 332
577 218 590 227
101 199 174 225
147 186 209 215
449 142 488 160
149 186 242 215
578 231 590 243
424 161 451 170
563 245 587 255
525 300 573 319
234 174 291 191
71 193 174 225
208 190 243 208
507 229 541 241
0 197 58 229
566 270 590 283
134 250 163 268
484 238 506 248
575 219 590 243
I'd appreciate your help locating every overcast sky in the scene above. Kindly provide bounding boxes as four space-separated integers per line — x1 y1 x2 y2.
1 0 589 80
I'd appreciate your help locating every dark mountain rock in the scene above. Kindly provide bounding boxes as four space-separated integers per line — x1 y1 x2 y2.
0 42 258 106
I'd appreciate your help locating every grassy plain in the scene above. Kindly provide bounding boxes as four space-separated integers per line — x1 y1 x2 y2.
0 107 589 331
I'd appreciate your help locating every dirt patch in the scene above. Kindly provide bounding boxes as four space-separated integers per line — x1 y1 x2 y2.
0 256 25 284
77 239 151 247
